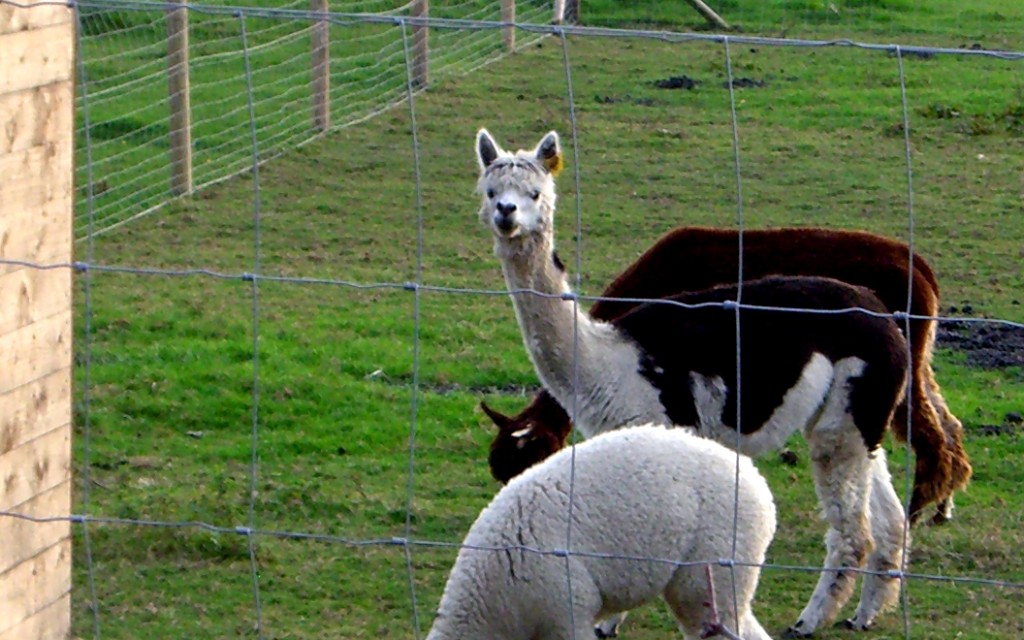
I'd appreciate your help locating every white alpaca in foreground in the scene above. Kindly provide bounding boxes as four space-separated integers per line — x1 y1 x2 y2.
426 425 777 640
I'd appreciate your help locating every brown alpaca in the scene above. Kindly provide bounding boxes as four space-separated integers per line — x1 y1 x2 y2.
483 225 971 525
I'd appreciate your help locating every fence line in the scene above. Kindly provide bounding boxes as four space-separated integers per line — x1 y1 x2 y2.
7 258 1024 332
63 0 1024 237
2 508 1023 591
68 0 555 237
3 1 1024 637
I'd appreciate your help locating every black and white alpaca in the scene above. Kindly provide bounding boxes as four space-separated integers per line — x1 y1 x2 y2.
481 225 972 526
474 129 911 637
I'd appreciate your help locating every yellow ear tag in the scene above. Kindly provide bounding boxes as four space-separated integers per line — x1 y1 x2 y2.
545 153 564 177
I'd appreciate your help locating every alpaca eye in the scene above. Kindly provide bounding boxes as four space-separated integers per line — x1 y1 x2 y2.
487 189 496 199
530 190 540 201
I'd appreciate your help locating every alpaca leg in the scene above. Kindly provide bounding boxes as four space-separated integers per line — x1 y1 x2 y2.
661 565 709 640
903 383 951 525
923 363 972 524
663 565 729 638
594 612 628 638
786 527 867 637
566 595 605 640
917 318 971 523
847 450 909 630
899 325 952 524
787 426 874 636
537 606 598 640
738 612 773 640
664 564 771 640
537 561 603 640
716 565 773 640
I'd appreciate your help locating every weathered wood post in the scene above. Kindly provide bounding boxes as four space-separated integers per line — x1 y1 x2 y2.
500 0 514 52
564 0 579 23
410 0 428 89
0 2 75 638
553 0 565 24
685 0 730 30
167 0 193 195
311 0 330 131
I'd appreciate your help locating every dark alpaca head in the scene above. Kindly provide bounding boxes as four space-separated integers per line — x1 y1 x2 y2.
482 398 572 484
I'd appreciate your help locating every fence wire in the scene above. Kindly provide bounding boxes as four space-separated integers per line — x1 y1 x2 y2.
62 0 1024 237
2 1 1024 639
69 0 552 237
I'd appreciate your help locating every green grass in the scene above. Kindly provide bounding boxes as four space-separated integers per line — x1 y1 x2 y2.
582 0 1024 46
66 2 1024 639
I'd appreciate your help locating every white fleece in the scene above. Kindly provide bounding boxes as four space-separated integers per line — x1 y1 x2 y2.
426 425 777 640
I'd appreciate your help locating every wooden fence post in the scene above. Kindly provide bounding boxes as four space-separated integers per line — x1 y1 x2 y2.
410 0 428 89
553 0 565 24
311 0 330 131
0 2 75 638
564 0 579 23
167 0 192 195
501 0 514 52
685 0 730 30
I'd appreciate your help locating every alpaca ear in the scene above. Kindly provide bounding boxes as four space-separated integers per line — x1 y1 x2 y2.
480 401 512 429
476 129 501 170
535 131 563 177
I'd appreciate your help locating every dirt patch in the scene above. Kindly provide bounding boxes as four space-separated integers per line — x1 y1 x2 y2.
975 418 1023 437
936 312 1023 437
724 77 766 89
594 94 657 106
888 49 935 60
654 75 699 90
650 75 767 90
936 318 1024 369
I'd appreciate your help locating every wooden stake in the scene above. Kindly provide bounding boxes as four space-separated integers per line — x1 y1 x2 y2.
311 0 330 131
501 0 515 52
411 0 429 88
167 0 193 195
686 0 730 30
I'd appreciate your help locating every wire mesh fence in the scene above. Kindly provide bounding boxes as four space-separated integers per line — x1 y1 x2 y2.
69 0 1024 238
3 0 1024 638
73 0 554 236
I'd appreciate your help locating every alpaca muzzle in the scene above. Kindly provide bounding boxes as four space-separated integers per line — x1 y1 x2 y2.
493 204 518 234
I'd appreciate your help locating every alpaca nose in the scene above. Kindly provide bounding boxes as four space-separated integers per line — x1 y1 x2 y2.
494 202 517 231
496 201 517 216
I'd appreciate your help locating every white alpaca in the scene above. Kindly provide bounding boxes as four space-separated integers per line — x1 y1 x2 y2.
426 425 777 640
473 129 911 636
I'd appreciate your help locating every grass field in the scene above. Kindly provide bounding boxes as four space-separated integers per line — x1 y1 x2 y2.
68 1 1023 638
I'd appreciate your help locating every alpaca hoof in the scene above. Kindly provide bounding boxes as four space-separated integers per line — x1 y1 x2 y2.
907 494 930 527
931 499 954 525
783 623 813 638
838 618 871 631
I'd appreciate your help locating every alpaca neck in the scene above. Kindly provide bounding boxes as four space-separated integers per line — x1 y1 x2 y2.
495 233 670 434
496 235 613 415
497 234 571 299
499 235 587 364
